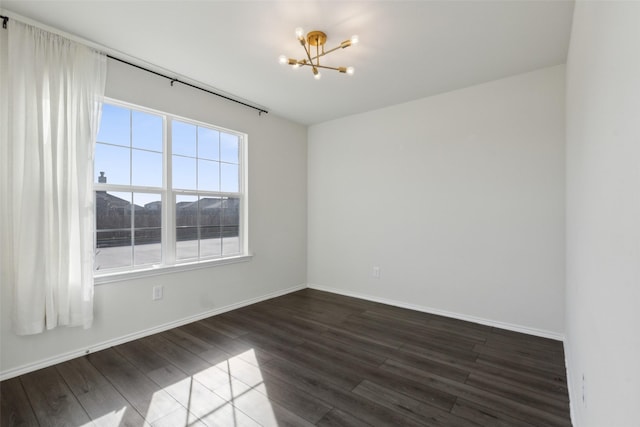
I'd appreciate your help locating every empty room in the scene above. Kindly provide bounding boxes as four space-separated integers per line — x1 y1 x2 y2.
0 1 638 426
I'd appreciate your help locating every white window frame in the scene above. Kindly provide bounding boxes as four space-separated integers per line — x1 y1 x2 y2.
94 98 250 284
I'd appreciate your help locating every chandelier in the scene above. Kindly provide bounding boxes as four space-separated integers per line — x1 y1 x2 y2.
279 28 358 80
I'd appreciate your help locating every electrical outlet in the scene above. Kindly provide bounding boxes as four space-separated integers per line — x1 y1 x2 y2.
152 285 164 301
372 266 380 278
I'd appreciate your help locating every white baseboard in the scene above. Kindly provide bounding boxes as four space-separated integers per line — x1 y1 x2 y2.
563 337 579 427
0 283 306 381
307 283 565 341
2 282 566 381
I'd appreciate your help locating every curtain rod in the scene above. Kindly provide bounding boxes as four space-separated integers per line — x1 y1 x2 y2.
106 55 268 116
0 14 268 116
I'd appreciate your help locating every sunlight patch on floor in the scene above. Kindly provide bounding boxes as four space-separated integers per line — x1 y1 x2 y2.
83 407 125 426
146 349 276 426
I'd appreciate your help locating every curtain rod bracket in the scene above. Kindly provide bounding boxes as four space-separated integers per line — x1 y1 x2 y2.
1 15 8 29
170 78 177 87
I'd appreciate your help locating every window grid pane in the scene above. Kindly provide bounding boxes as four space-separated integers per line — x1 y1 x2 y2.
97 104 130 147
95 144 131 186
172 155 197 190
220 132 239 164
198 127 219 161
199 196 222 258
132 149 162 187
198 159 220 192
172 120 197 157
132 110 162 152
96 230 132 270
176 195 198 260
133 193 162 266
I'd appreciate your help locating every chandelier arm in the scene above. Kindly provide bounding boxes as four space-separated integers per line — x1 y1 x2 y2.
300 44 346 63
313 44 345 59
315 64 345 71
294 63 345 72
301 43 317 74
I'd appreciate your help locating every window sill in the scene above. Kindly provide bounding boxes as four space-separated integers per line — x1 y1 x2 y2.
94 254 253 285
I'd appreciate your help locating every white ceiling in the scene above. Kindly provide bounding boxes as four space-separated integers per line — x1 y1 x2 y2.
2 1 574 125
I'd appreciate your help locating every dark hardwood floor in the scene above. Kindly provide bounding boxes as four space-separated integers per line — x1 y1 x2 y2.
1 289 571 426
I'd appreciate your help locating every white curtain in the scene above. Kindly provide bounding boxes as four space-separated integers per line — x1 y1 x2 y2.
0 19 106 335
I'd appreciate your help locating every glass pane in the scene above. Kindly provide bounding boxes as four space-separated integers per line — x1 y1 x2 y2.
96 191 131 230
97 104 130 147
173 155 197 190
95 230 132 270
132 149 162 187
95 143 130 185
172 120 196 157
132 110 162 152
198 127 219 160
222 228 240 256
199 197 221 258
176 227 198 260
200 226 222 258
198 159 220 191
222 197 240 226
176 224 198 241
176 195 198 227
133 193 161 228
220 163 239 193
199 196 222 227
220 133 239 164
134 228 161 265
176 195 198 260
199 197 222 231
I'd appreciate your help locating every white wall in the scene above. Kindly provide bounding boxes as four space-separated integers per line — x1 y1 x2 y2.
308 65 566 337
0 58 308 379
565 1 640 426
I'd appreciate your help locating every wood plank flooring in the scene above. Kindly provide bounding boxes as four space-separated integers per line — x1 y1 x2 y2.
0 289 571 426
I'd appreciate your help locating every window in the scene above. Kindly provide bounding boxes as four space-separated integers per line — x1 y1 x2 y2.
94 99 247 277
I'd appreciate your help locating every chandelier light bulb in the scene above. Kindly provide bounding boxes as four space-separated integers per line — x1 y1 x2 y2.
350 35 359 45
314 72 322 80
278 55 287 65
347 66 355 75
295 27 305 39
